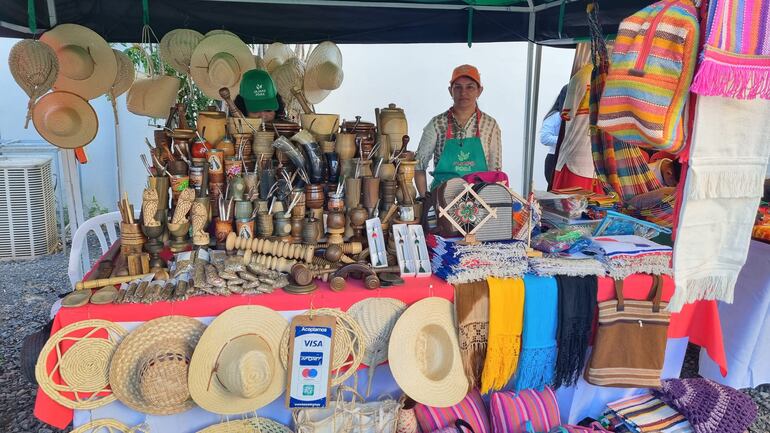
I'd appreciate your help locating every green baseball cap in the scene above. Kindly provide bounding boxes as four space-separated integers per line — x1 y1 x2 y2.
239 69 279 113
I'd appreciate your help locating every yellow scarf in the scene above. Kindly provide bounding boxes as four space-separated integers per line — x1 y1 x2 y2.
480 276 525 394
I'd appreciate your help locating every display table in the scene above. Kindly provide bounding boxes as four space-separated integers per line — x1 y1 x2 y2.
699 240 770 388
35 272 726 430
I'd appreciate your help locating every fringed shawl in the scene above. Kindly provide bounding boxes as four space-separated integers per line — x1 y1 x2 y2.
553 275 597 389
481 277 524 394
513 275 558 392
691 0 770 100
454 280 490 391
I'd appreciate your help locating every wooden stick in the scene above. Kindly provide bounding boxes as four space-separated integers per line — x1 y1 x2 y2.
75 273 154 291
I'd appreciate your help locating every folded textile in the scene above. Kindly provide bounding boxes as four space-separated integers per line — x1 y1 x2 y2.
428 235 528 284
481 277 524 394
513 275 558 392
607 393 693 433
455 280 490 391
528 254 606 278
653 378 757 433
588 235 672 279
553 275 597 389
671 96 770 311
690 0 770 100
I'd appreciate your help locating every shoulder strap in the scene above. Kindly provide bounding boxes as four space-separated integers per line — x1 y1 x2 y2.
614 278 625 311
455 419 475 433
647 274 663 313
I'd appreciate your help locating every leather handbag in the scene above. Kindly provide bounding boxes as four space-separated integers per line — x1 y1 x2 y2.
584 275 671 388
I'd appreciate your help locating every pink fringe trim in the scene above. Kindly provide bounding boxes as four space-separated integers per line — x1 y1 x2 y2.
691 56 770 100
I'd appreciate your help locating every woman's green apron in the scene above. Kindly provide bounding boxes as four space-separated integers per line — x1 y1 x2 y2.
429 108 488 190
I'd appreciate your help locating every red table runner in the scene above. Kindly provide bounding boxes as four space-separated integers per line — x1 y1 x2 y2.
34 273 725 429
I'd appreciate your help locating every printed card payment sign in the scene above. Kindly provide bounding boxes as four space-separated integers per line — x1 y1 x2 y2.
286 315 335 408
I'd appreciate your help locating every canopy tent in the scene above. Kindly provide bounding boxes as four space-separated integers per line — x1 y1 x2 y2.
1 0 653 234
3 0 652 44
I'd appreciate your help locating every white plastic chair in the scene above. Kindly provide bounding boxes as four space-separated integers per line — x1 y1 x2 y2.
67 211 123 289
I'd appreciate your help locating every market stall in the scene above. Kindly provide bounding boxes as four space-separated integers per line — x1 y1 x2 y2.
6 0 770 432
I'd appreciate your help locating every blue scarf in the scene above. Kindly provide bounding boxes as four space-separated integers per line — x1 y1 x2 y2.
513 274 558 391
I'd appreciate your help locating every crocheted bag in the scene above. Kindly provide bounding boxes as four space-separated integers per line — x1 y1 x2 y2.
597 0 699 154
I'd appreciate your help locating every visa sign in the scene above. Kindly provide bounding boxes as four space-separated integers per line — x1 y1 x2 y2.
304 340 323 347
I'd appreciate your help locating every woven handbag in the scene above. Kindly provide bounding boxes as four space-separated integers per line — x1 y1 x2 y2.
597 0 699 154
584 275 671 388
471 182 513 242
293 387 400 433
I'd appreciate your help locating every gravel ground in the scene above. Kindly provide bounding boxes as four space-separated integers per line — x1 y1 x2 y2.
1 247 769 432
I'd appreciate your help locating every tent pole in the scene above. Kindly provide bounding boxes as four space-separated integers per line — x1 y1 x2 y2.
525 44 542 196
522 41 534 195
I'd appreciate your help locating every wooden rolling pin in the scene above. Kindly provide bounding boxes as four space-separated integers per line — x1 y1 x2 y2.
75 273 154 291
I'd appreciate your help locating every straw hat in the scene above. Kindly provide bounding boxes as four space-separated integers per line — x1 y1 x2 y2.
190 33 255 100
197 418 293 433
347 298 406 367
111 49 135 98
126 74 181 119
40 23 117 100
36 319 127 409
304 41 344 104
188 305 288 414
109 316 205 415
8 39 59 127
72 419 149 433
160 29 205 75
32 91 98 149
271 57 305 103
206 29 238 38
263 42 296 74
388 297 468 408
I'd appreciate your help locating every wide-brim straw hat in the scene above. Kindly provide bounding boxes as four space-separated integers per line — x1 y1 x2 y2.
72 419 149 433
32 91 98 149
197 418 293 433
304 41 344 104
188 305 288 414
347 298 406 367
160 28 205 75
40 23 117 100
388 297 468 408
263 42 296 74
190 33 255 100
111 49 135 98
36 319 127 409
8 39 59 99
126 74 181 119
272 56 305 102
109 315 205 415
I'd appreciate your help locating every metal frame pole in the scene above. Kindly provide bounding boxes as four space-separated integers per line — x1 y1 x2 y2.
525 44 542 196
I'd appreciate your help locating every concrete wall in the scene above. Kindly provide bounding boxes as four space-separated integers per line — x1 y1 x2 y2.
1 37 573 213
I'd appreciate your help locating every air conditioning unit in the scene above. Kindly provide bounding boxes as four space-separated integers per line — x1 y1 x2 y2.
0 156 58 259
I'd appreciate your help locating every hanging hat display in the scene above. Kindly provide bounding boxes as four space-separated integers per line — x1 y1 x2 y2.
40 23 117 100
388 297 469 407
32 91 99 149
8 39 59 128
190 33 255 100
159 28 205 76
108 315 205 415
271 57 305 103
304 41 344 104
263 42 296 74
188 305 288 414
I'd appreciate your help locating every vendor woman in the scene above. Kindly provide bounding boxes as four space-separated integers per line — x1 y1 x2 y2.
414 64 502 196
234 69 286 122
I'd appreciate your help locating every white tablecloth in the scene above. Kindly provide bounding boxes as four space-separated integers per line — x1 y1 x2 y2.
699 240 770 388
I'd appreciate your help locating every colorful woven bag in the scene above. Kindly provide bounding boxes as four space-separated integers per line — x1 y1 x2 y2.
597 0 699 154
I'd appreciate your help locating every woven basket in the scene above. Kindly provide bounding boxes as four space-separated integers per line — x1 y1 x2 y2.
35 319 127 410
